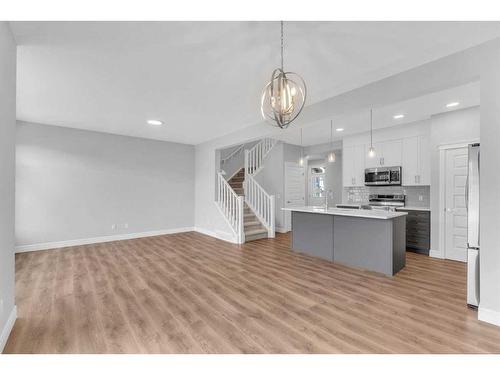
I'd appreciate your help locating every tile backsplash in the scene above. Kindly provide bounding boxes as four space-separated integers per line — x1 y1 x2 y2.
343 185 430 207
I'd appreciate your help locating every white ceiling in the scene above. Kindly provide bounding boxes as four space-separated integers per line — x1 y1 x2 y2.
11 21 500 145
275 81 480 146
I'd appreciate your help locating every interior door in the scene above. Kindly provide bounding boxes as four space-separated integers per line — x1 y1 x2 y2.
444 147 468 262
284 162 305 231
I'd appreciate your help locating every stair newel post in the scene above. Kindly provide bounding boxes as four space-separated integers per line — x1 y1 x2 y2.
269 194 276 238
237 195 245 244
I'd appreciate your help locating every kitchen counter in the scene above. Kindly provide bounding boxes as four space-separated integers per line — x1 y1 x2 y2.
396 206 430 212
283 206 407 276
283 206 407 220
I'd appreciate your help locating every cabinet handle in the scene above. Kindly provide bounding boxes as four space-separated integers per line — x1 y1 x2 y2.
417 175 420 184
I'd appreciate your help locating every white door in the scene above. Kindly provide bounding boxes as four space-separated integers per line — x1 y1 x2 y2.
284 162 305 231
444 147 468 262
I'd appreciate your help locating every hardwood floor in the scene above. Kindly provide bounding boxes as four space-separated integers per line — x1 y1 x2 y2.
4 231 500 354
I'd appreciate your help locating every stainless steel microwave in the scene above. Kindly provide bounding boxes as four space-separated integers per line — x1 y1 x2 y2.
365 166 401 186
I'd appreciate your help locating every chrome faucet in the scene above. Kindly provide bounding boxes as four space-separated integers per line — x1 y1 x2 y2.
325 189 333 209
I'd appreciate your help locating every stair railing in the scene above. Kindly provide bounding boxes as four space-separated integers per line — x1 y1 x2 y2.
244 138 277 176
221 144 244 165
216 171 245 244
243 175 275 238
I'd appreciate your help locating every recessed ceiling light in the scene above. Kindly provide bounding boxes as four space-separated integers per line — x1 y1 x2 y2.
147 119 163 126
446 102 460 108
335 128 344 132
393 114 405 119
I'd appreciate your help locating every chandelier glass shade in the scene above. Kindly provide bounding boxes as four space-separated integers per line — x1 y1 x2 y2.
261 21 307 129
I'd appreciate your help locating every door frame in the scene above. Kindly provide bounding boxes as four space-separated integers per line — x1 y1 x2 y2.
437 139 479 259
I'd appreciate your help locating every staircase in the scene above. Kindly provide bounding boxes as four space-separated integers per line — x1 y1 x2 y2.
216 137 277 244
228 168 269 242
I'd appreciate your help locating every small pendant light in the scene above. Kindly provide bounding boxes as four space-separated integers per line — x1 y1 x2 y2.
327 120 336 163
368 108 376 158
299 128 305 166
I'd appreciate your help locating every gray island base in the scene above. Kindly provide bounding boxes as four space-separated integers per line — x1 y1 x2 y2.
285 207 407 276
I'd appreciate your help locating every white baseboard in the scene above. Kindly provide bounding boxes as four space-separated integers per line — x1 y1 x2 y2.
275 226 290 234
429 249 444 259
478 307 500 327
15 227 195 253
194 227 237 243
0 305 17 354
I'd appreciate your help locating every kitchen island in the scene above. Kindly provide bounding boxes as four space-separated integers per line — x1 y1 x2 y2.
283 206 408 276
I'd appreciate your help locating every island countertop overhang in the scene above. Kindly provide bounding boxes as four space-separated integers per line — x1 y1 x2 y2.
282 206 408 220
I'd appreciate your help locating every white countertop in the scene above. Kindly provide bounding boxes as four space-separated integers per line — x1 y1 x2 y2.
282 206 408 220
396 206 430 212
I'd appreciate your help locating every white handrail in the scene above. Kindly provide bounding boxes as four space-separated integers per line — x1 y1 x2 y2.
244 138 277 176
244 175 275 238
221 144 244 165
216 172 245 243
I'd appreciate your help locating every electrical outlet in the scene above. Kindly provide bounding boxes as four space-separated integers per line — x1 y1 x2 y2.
123 223 129 229
419 195 423 201
111 224 117 230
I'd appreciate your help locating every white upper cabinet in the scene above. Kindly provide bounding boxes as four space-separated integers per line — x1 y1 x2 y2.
418 135 431 185
343 144 365 187
365 139 402 168
402 137 419 185
401 135 430 186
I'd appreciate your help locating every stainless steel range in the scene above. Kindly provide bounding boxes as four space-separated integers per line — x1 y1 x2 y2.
368 194 405 211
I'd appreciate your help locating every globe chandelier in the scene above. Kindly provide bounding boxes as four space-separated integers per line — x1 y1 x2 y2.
261 21 307 129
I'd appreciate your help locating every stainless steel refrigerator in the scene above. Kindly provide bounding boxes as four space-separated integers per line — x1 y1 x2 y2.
467 143 480 308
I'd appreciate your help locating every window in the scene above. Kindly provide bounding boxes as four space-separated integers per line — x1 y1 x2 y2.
311 175 325 198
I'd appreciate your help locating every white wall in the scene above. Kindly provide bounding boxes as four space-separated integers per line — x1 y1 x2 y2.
0 22 16 352
479 42 500 326
429 106 480 257
16 121 195 249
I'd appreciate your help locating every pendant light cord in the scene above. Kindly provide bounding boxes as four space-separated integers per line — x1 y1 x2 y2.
300 128 303 158
280 21 284 71
370 108 373 148
330 120 333 147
